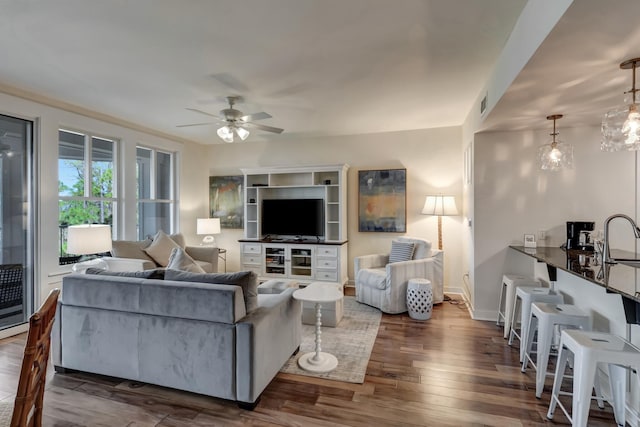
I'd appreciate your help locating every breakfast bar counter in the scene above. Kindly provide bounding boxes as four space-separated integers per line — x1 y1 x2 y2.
509 245 640 325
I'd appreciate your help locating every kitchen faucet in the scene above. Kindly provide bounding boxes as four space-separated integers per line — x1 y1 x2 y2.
602 213 640 265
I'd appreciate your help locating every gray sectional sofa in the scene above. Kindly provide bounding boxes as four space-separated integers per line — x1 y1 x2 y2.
51 270 302 408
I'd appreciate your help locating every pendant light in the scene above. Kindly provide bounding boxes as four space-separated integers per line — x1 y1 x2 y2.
602 58 640 151
538 114 573 171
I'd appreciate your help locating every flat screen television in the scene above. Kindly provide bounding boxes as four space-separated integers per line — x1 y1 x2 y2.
262 198 324 238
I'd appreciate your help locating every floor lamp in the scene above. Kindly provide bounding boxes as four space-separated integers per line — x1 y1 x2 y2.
421 195 458 250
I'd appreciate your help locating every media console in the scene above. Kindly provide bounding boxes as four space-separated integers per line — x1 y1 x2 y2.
239 165 349 284
239 240 348 285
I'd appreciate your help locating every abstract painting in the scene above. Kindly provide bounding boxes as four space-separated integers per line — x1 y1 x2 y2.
209 175 243 229
358 169 406 232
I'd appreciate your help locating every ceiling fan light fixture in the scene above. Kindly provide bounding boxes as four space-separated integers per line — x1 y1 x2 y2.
217 125 234 143
602 58 640 151
236 126 250 141
538 114 573 171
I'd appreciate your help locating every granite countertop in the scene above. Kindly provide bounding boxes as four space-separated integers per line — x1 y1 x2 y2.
509 245 639 302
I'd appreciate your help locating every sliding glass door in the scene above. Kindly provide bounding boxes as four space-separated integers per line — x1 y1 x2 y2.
0 114 34 332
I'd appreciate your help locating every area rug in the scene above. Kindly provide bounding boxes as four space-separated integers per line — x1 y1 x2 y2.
280 296 381 384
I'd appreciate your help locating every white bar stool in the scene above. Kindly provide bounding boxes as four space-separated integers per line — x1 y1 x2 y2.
497 274 540 339
521 303 590 398
508 286 563 362
547 330 640 427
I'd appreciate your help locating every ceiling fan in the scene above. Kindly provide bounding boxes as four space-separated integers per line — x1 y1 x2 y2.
177 96 284 143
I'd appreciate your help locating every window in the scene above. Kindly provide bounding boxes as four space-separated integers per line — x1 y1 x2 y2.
136 147 175 240
58 129 117 262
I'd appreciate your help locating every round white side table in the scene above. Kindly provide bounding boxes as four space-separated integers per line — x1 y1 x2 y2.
292 282 344 373
406 278 433 320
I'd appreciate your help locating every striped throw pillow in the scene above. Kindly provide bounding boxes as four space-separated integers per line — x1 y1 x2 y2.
389 240 415 263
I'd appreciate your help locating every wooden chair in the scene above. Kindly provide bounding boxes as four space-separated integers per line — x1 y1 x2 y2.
0 288 60 427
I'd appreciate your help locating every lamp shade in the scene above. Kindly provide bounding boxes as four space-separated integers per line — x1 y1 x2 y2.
197 218 221 235
421 195 458 216
602 58 640 151
67 224 112 255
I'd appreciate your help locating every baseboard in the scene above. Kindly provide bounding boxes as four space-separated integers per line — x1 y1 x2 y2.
469 309 496 321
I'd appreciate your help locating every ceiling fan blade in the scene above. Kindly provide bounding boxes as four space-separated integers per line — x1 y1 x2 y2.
176 122 215 128
246 122 284 134
241 112 272 122
185 108 224 121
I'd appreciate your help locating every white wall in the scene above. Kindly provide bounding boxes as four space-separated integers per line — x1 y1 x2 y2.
0 91 208 307
206 127 464 290
472 124 636 319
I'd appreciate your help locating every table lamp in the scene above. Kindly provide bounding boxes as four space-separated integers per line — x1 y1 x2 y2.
67 224 112 273
421 195 458 250
197 218 221 246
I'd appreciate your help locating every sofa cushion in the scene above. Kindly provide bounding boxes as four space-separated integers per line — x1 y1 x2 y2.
164 269 258 313
144 230 180 267
355 267 387 290
111 239 155 263
167 248 206 273
86 268 165 280
389 240 415 263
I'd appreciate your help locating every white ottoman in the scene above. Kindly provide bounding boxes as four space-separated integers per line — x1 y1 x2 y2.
406 278 433 320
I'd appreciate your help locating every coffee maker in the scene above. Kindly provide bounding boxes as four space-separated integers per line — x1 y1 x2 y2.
566 221 595 251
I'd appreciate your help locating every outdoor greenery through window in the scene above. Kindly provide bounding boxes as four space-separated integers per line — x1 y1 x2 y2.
136 147 175 240
58 129 116 263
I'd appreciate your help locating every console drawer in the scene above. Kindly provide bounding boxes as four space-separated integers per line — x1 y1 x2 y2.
242 243 262 254
316 258 337 269
317 246 338 257
242 255 261 265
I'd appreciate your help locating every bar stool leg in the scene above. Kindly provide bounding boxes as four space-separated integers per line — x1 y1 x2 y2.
503 283 517 338
521 315 537 373
535 316 554 398
519 296 535 363
496 282 505 326
573 353 598 427
593 372 605 409
508 296 520 346
547 344 569 419
608 364 627 426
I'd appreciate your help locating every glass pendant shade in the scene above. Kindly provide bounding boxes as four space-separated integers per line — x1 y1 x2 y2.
236 126 250 141
602 58 640 151
538 114 572 171
216 125 234 143
538 139 573 171
602 103 640 151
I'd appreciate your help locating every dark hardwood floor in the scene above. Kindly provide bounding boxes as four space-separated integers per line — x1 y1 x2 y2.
0 291 619 426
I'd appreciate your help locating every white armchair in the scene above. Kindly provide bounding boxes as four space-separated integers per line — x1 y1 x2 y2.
354 237 443 314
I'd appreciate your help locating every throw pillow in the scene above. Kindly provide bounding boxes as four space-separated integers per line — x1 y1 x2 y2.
165 269 258 313
166 248 206 273
388 240 415 263
85 268 165 280
110 239 155 262
169 233 186 248
143 230 180 267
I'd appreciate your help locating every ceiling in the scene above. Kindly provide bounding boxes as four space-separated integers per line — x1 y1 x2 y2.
0 0 527 144
1 1 637 144
482 0 640 133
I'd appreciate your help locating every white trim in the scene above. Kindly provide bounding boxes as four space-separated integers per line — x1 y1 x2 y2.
0 323 28 340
